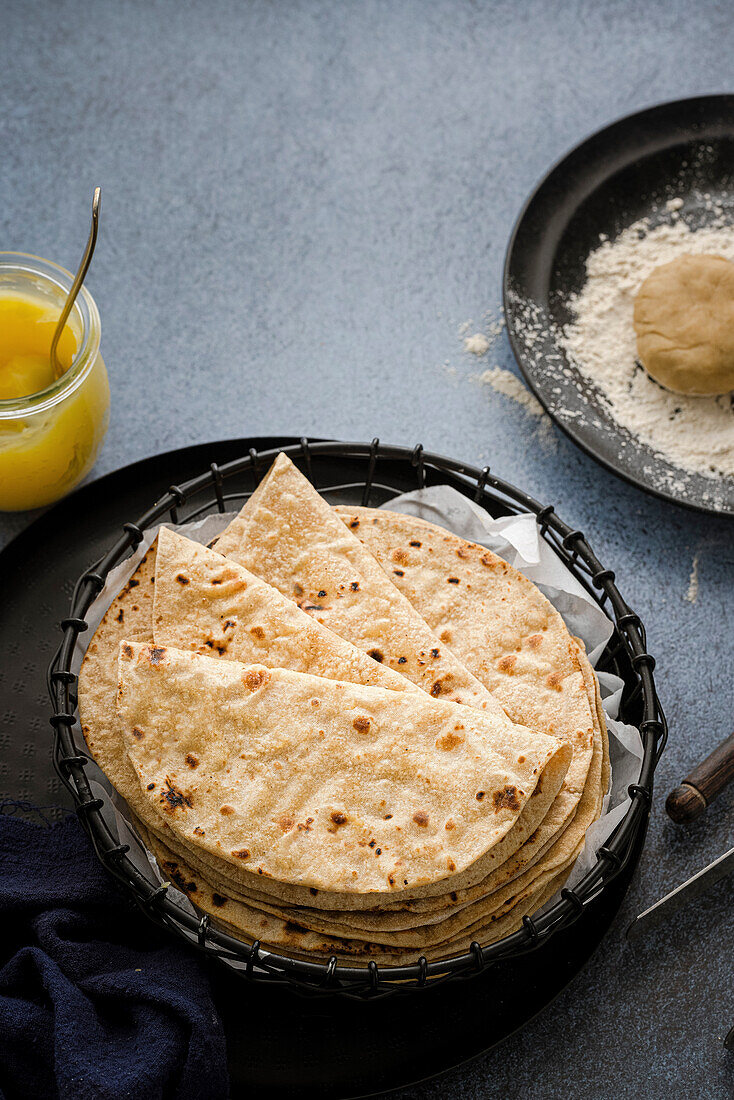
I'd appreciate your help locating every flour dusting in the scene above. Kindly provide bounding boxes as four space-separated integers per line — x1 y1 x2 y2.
474 367 544 415
685 554 700 603
464 332 490 356
459 314 506 358
473 367 557 450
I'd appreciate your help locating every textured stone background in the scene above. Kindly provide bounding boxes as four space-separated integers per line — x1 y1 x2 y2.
1 1 732 1097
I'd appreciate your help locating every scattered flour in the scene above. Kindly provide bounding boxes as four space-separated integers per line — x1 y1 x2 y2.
448 309 556 448
474 367 545 416
685 553 700 603
464 332 490 356
486 316 506 339
460 314 506 358
459 314 506 356
473 366 557 451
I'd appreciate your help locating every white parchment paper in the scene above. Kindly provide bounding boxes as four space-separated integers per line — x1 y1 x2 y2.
72 483 642 957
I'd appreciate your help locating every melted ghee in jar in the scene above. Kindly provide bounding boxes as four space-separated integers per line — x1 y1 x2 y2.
0 292 109 511
0 295 77 398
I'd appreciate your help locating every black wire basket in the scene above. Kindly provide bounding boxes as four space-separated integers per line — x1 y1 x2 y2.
48 438 667 1000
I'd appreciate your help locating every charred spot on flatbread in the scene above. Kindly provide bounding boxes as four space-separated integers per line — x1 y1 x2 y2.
492 786 521 812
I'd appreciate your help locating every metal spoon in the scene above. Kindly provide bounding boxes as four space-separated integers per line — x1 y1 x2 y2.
50 187 101 380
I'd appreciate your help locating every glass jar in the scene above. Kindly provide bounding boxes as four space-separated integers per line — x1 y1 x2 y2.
0 253 110 511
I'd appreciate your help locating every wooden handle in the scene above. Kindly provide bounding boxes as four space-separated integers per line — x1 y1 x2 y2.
666 732 734 824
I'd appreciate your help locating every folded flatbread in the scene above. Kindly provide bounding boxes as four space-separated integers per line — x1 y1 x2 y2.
154 527 417 694
142 822 573 965
212 453 505 713
126 734 571 913
137 794 582 942
117 641 570 894
335 506 606 843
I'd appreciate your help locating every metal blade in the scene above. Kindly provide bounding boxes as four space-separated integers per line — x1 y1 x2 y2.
626 844 734 941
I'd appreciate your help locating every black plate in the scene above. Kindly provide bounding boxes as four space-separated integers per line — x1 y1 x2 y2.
503 94 734 518
0 438 643 1098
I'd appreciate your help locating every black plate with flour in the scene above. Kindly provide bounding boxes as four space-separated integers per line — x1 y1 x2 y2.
503 94 734 518
0 437 647 1098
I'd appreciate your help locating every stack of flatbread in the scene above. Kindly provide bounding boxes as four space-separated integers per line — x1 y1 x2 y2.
78 453 609 964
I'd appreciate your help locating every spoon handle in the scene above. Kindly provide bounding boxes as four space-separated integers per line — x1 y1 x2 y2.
50 187 101 379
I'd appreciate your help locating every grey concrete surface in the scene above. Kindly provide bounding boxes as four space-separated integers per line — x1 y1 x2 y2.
1 1 732 1097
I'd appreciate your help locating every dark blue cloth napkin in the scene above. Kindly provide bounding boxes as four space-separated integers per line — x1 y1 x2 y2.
0 805 229 1100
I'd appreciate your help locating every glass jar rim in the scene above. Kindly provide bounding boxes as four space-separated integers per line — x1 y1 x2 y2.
0 252 101 419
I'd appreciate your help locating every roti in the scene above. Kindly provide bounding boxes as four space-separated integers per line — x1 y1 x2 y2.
335 507 606 841
117 641 570 894
134 796 582 942
212 453 506 714
153 527 418 695
125 738 570 917
143 822 575 964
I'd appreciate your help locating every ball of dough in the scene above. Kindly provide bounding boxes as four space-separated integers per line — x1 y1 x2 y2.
633 253 734 396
